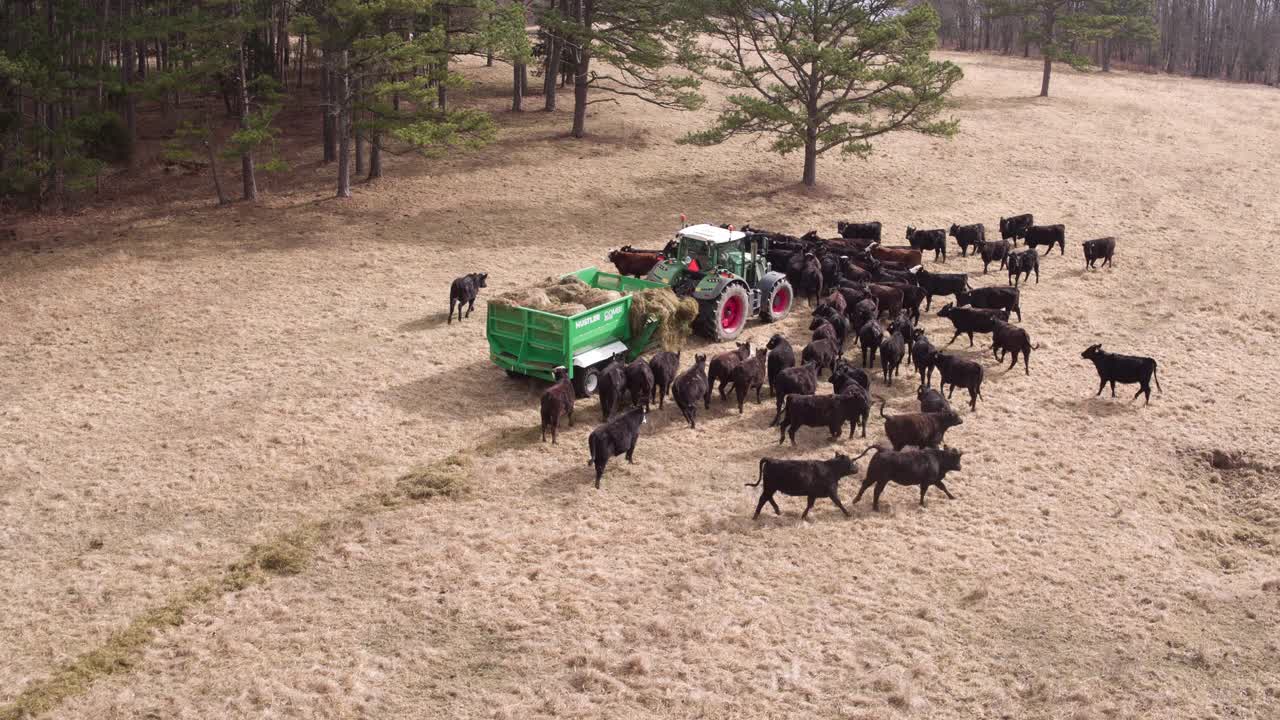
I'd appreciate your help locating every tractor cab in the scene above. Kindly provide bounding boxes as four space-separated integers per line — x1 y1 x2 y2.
645 221 793 342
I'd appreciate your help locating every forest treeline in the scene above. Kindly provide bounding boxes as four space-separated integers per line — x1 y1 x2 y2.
929 0 1280 85
2 0 1272 211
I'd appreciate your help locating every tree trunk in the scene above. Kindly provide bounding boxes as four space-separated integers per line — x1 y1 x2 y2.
571 0 593 138
513 63 524 111
337 50 352 198
1102 38 1112 72
544 0 565 112
1040 55 1052 96
122 0 136 144
205 139 229 206
238 35 258 201
353 77 363 176
802 138 817 187
298 34 306 89
322 60 336 162
368 133 382 180
438 7 450 112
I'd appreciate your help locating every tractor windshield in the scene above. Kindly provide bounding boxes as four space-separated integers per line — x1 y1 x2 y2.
679 238 714 269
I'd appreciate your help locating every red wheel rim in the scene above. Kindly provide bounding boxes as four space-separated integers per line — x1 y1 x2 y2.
722 295 745 332
772 287 790 314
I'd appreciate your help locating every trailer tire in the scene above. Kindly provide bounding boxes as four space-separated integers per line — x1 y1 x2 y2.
573 366 601 398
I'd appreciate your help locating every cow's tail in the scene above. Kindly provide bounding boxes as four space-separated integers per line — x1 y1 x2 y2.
1153 361 1162 393
587 436 596 466
849 446 876 463
877 395 889 419
746 458 767 487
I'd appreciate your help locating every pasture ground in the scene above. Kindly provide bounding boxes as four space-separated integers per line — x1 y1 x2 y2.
2 52 1279 719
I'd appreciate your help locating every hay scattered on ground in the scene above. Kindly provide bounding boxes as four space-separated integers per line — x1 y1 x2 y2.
629 288 698 350
397 453 473 500
491 276 622 316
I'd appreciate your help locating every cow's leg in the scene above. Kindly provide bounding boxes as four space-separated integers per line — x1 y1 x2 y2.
1110 381 1117 398
920 484 929 506
625 438 637 463
967 332 975 347
852 477 873 504
788 426 797 446
801 495 817 519
753 491 770 519
769 496 781 515
937 480 956 499
1095 379 1106 397
1009 353 1018 371
829 491 851 517
969 389 978 411
448 299 455 324
541 423 547 443
947 330 960 346
778 423 788 445
1023 353 1030 375
594 460 606 489
947 384 955 399
872 481 889 511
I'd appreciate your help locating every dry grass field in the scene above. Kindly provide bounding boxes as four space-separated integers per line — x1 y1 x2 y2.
2 51 1279 719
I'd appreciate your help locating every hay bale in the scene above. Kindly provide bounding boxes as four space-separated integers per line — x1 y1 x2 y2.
629 289 698 350
545 302 587 317
491 287 553 311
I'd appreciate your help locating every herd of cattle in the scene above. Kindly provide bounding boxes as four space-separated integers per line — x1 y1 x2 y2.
456 214 1158 518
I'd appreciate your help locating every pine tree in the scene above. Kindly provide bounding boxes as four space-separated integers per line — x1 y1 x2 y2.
681 0 962 187
542 0 703 138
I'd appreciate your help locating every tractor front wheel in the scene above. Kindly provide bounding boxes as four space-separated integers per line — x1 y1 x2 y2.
761 278 794 323
695 284 751 342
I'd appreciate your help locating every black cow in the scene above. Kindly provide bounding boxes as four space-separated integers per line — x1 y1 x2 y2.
1081 344 1162 404
748 448 874 519
448 272 488 324
624 358 655 412
906 226 948 262
937 303 1010 347
672 354 709 428
597 353 628 420
991 320 1037 375
978 240 1011 274
999 214 1033 245
647 350 680 409
912 267 970 311
837 220 882 242
1006 249 1039 287
879 323 907 385
540 366 576 444
769 362 819 423
932 352 985 411
948 223 985 257
766 334 796 397
853 446 963 511
1083 237 1116 269
587 407 647 488
955 286 1022 322
917 385 950 413
910 329 938 388
776 392 871 445
802 337 840 378
857 318 883 369
1025 224 1066 256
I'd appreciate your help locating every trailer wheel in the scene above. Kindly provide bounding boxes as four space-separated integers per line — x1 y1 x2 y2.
695 284 750 342
573 366 600 397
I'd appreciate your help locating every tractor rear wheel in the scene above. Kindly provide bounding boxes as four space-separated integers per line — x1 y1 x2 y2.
695 284 751 342
761 278 794 323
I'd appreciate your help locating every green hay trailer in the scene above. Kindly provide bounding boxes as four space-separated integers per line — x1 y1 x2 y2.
486 268 667 396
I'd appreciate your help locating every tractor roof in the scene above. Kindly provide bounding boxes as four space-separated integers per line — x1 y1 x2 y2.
677 224 746 244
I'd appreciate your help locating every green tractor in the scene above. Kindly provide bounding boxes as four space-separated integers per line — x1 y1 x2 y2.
646 222 794 341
